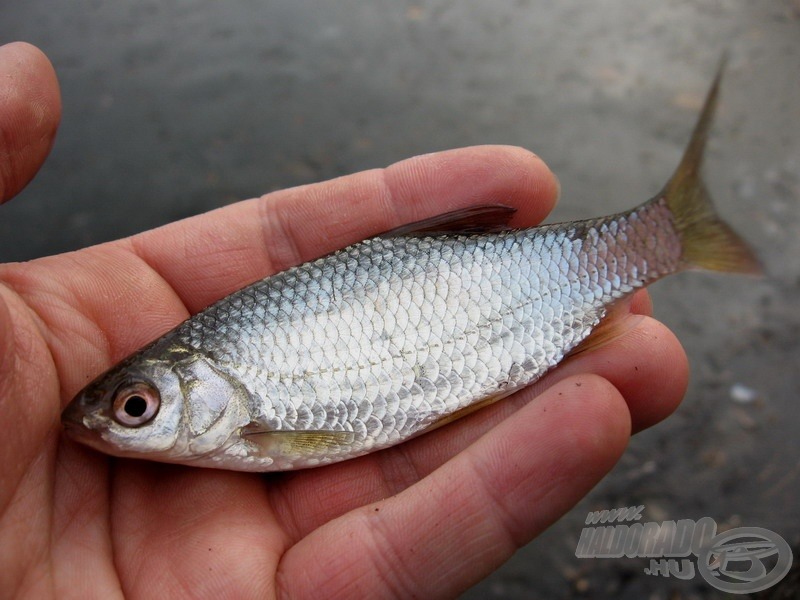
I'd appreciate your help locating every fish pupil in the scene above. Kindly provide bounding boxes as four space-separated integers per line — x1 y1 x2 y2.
124 396 148 417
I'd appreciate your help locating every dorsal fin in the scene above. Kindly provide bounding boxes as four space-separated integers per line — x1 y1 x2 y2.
381 205 517 237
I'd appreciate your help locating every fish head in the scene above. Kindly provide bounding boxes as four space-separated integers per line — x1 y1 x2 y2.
62 345 252 465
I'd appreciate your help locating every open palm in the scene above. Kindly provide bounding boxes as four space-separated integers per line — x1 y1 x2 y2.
0 42 687 598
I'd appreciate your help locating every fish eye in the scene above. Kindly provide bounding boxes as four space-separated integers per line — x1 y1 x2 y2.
112 382 160 427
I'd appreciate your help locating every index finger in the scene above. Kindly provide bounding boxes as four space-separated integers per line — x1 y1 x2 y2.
131 145 559 313
0 42 61 204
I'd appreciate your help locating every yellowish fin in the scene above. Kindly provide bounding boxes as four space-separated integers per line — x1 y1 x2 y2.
424 389 512 433
567 307 645 357
243 427 355 457
662 56 762 275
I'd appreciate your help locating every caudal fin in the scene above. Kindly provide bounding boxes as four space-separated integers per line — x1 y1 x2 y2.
663 57 762 275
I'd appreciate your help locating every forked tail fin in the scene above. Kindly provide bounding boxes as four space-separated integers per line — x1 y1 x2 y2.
663 57 762 274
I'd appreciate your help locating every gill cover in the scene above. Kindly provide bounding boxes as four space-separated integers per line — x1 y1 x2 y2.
174 356 253 455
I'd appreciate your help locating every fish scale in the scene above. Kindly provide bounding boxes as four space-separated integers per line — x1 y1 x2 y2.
141 200 681 469
62 62 761 471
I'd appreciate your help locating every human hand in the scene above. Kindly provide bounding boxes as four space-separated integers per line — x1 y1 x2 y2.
0 42 687 598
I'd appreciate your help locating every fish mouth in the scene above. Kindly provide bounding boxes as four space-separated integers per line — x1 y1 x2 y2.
61 407 136 458
61 397 108 448
61 400 87 433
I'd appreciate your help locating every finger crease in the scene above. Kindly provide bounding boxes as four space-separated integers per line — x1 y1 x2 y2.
463 453 528 551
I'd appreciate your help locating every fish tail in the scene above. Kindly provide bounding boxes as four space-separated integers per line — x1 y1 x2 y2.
662 57 762 275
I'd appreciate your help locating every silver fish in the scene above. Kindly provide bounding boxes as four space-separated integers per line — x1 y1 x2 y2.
62 63 759 471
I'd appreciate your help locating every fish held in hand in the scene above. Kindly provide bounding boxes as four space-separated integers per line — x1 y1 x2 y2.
62 64 760 471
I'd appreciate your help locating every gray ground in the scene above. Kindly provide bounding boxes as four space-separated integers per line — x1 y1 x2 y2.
1 1 798 597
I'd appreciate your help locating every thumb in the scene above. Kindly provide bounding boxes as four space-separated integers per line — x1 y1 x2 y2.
0 41 61 204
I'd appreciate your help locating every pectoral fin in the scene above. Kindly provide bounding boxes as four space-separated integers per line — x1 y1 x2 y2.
242 425 355 457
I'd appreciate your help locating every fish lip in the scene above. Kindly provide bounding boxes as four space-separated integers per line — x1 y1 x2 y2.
61 400 101 444
61 385 112 442
61 398 86 431
60 403 125 457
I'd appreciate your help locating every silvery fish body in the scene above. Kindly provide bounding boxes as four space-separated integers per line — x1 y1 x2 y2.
62 64 759 471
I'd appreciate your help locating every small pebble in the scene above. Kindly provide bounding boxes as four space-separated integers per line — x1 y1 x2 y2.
729 383 759 404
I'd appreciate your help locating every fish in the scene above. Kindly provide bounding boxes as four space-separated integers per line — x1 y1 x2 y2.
61 62 760 471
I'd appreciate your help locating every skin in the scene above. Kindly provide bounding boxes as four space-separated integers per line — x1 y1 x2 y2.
0 41 687 599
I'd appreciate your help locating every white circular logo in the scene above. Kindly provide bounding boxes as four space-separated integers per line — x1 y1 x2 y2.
697 527 793 594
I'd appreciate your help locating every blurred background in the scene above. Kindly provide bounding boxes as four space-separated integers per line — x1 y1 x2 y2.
1 1 798 597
